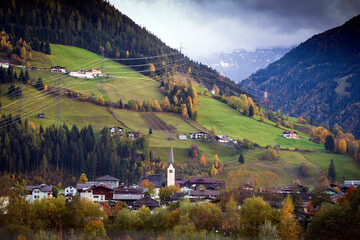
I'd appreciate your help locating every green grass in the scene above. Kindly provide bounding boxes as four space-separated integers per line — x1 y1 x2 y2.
197 96 321 149
302 152 360 182
0 83 119 132
29 44 164 103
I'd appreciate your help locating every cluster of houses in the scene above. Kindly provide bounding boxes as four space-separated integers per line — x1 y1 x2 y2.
50 66 103 79
17 146 360 216
178 131 237 144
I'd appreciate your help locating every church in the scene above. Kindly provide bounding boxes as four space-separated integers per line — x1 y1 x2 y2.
167 144 175 186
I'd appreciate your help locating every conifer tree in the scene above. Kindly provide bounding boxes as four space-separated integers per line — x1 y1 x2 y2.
239 153 245 164
324 134 335 152
328 159 336 182
249 105 254 117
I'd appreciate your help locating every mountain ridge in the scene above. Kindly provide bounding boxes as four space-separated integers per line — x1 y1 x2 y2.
241 14 360 137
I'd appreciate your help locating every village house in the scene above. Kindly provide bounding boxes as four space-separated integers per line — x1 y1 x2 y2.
282 131 299 139
50 66 67 73
113 187 145 206
109 127 123 135
132 196 160 210
79 185 114 203
187 189 220 199
0 60 10 68
215 135 230 143
69 70 94 79
89 68 103 76
25 184 53 203
210 88 216 95
139 174 164 198
178 134 187 140
189 132 208 140
37 113 45 119
95 175 120 189
64 186 77 200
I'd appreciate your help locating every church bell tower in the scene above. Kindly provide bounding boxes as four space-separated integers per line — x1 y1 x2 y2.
167 144 175 186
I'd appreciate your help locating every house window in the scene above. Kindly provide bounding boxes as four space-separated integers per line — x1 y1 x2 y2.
169 170 173 173
94 196 99 198
87 190 91 193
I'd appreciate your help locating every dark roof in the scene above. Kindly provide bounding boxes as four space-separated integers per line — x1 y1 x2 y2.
190 177 215 184
189 190 219 197
170 192 187 200
114 188 143 194
95 175 119 181
0 60 9 63
76 183 92 190
139 174 164 188
26 184 53 192
114 194 143 201
90 185 114 191
51 66 66 69
133 196 160 208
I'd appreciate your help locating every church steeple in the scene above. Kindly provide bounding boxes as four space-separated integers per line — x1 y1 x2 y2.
169 144 174 166
167 144 175 186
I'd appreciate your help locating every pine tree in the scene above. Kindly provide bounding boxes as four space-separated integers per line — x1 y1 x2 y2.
149 127 152 135
324 135 335 152
239 153 245 164
249 105 254 117
328 159 336 182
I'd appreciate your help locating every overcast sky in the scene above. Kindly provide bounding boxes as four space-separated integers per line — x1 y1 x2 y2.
110 0 360 61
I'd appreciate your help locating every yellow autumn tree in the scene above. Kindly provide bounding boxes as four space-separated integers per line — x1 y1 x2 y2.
126 50 129 58
78 173 88 183
29 121 36 131
337 139 347 154
267 148 279 161
211 164 219 176
181 106 188 119
152 100 162 112
200 155 206 166
262 171 280 189
278 195 301 240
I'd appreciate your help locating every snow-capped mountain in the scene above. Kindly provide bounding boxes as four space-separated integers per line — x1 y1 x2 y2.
200 47 292 83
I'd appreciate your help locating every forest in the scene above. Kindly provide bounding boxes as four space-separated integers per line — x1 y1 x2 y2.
0 0 248 97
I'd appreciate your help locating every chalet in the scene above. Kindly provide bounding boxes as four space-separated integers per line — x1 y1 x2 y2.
89 68 102 76
132 196 160 210
109 127 123 135
215 135 230 143
79 185 114 203
282 131 299 139
95 175 120 189
178 135 187 140
0 60 10 69
189 132 208 140
69 70 94 79
113 187 145 205
26 184 53 203
50 66 67 73
37 113 45 119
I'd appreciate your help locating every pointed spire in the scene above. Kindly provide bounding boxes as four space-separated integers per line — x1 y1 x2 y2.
169 144 174 166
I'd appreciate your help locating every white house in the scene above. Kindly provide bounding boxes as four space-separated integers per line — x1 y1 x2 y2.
51 66 67 73
89 68 103 76
0 60 10 69
210 88 215 95
189 132 208 140
26 184 53 203
64 186 77 197
69 70 94 79
110 127 123 135
282 131 299 139
178 135 187 140
344 180 360 186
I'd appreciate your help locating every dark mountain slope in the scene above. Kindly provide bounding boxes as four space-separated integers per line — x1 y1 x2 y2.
0 0 247 96
241 15 360 137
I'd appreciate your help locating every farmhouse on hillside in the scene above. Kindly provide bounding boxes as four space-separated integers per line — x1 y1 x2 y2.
215 135 230 143
189 131 208 140
37 113 45 119
282 131 300 139
50 66 67 73
89 68 103 76
69 70 94 79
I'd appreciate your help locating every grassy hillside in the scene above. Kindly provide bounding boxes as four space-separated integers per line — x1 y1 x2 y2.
197 96 321 149
30 44 164 103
